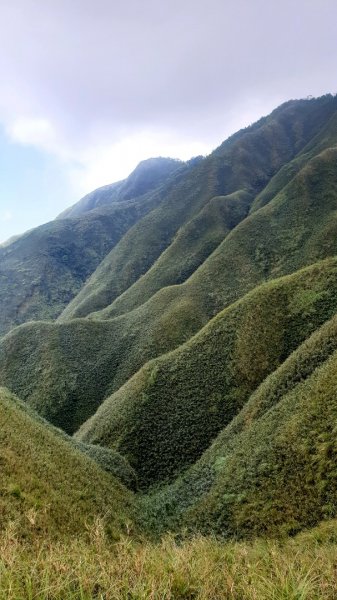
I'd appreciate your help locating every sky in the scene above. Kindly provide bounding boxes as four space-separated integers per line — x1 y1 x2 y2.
0 0 336 242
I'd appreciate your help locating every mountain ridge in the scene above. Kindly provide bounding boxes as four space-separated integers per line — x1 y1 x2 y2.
3 94 337 545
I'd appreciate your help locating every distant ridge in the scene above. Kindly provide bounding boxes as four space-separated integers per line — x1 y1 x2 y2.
57 157 183 219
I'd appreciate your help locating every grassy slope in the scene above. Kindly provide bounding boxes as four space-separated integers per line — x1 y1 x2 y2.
3 97 337 577
94 99 337 322
2 519 337 599
250 107 337 213
95 143 337 391
0 387 134 540
60 96 337 322
140 312 337 538
97 189 252 320
0 158 186 338
3 144 337 437
88 107 337 325
77 257 337 488
0 196 155 337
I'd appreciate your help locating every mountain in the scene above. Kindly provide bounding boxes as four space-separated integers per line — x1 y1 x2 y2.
76 257 337 491
57 157 183 219
2 94 337 546
0 157 183 337
59 96 337 321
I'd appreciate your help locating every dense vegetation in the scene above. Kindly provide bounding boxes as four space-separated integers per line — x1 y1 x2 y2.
77 258 337 489
60 95 337 321
3 95 337 597
0 158 183 336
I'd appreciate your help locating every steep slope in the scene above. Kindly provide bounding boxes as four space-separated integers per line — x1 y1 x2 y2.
97 104 337 322
58 157 182 219
250 106 337 213
140 312 337 538
97 188 252 320
3 133 337 436
3 95 337 548
0 198 151 337
0 387 134 539
77 257 337 488
0 158 184 338
60 96 337 321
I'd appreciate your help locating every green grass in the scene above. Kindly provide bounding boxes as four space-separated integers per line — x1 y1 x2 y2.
0 388 134 540
140 311 337 537
190 328 337 537
250 106 337 213
76 257 337 489
96 189 252 320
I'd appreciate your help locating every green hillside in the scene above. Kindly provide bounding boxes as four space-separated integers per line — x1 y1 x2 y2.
0 157 183 337
91 97 337 322
97 188 252 320
140 311 337 538
3 126 337 440
76 257 337 488
60 96 337 322
0 387 134 540
3 94 337 555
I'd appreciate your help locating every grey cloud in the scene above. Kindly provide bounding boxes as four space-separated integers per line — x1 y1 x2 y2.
0 0 336 149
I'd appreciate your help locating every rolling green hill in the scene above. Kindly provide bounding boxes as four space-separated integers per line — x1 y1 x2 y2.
76 257 337 489
3 128 337 440
3 94 337 552
140 311 337 538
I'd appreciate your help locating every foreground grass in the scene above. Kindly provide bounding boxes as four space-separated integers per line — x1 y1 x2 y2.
2 520 337 599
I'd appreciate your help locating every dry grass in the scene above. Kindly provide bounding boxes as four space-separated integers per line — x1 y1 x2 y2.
1 519 337 599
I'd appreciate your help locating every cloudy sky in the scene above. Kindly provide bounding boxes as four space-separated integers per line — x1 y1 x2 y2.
0 0 336 242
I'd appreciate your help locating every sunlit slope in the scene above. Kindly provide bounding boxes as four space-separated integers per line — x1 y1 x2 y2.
0 388 134 539
60 96 337 322
140 312 337 538
76 257 337 488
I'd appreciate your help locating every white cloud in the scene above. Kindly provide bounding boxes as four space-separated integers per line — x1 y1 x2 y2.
0 0 336 205
5 115 213 198
68 130 212 196
0 210 13 222
8 117 56 150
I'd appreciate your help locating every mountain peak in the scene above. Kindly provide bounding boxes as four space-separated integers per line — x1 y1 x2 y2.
57 156 182 220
